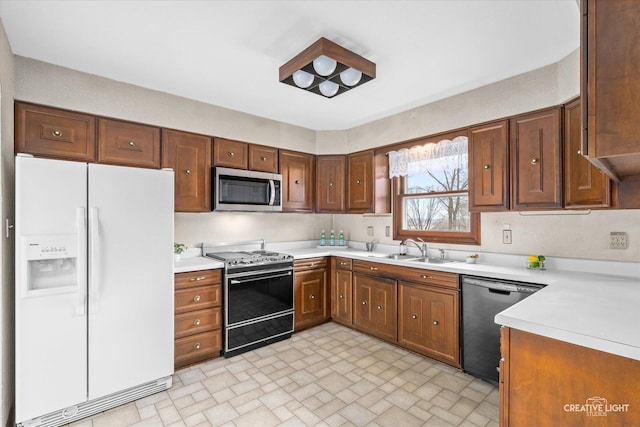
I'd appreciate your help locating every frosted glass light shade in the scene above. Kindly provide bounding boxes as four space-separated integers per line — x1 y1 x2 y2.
340 68 362 86
292 70 314 88
313 55 337 76
319 81 339 97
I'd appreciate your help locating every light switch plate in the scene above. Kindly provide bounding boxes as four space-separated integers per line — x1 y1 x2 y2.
367 226 374 236
503 229 512 244
385 226 391 237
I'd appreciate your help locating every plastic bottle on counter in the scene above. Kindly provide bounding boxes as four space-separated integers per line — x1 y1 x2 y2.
329 230 336 246
338 230 345 247
320 230 326 246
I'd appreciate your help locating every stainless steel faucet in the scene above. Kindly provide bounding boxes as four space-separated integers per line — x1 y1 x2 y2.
438 248 445 259
402 238 428 258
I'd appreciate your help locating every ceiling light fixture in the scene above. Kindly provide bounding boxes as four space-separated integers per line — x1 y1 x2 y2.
279 37 376 98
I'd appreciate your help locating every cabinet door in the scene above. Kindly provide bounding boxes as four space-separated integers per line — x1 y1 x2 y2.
353 273 397 342
564 98 611 208
398 282 459 367
15 102 96 161
316 155 346 213
332 268 352 325
510 108 562 210
213 138 248 169
294 269 327 330
469 120 509 211
280 150 315 212
162 129 212 212
249 144 278 173
347 150 374 213
98 118 160 168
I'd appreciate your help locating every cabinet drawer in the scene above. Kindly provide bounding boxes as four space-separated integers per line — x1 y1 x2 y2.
175 285 222 314
213 137 248 169
175 269 221 290
352 260 399 278
175 330 221 369
15 102 96 161
335 257 352 270
175 307 222 339
294 257 328 271
249 144 278 173
98 118 161 168
394 268 459 290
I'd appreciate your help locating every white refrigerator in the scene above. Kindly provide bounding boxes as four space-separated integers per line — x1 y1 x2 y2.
15 155 175 427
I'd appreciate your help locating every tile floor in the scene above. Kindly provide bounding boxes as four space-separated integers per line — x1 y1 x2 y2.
69 323 499 427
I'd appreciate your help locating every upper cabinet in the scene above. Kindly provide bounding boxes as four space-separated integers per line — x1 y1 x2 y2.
162 129 212 212
347 150 374 213
280 150 315 212
510 108 563 210
316 155 346 213
98 118 161 169
15 102 96 162
248 144 278 173
564 98 611 208
582 0 640 180
469 120 509 211
213 138 248 169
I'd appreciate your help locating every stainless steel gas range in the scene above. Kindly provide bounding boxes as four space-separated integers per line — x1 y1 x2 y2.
203 241 294 357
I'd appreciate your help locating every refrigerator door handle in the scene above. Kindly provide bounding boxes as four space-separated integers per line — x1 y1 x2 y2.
76 208 87 316
89 207 100 314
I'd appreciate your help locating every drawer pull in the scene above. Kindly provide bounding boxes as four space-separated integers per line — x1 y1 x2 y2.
577 150 582 155
185 169 191 175
194 343 201 350
128 141 135 147
189 276 206 282
228 152 235 157
483 164 491 170
193 319 201 326
339 294 344 299
412 314 418 319
433 320 439 325
530 158 539 165
193 295 201 302
261 156 267 161
377 305 383 310
310 295 315 299
420 274 432 279
309 262 316 266
362 300 367 305
52 130 62 137
340 262 349 266
369 267 378 271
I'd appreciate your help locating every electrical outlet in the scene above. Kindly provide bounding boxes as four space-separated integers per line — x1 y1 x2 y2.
367 226 374 237
385 226 391 237
503 229 512 244
610 232 628 249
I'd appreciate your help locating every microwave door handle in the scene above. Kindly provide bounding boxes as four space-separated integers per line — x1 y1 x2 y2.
269 179 276 206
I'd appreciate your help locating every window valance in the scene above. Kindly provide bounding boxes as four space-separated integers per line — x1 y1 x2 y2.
388 136 468 178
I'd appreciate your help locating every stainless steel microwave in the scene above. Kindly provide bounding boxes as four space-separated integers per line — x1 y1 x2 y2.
212 167 282 212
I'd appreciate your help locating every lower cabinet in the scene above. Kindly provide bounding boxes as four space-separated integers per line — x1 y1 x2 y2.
353 272 397 342
398 281 460 367
332 257 353 326
294 257 329 331
174 269 222 369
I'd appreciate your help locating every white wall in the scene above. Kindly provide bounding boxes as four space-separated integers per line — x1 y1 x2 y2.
0 18 15 427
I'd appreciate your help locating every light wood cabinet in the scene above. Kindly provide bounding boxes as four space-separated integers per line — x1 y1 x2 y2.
398 281 460 367
15 102 96 162
331 257 353 325
248 144 278 173
174 269 222 369
582 0 640 180
97 118 161 168
353 272 397 342
316 155 346 213
294 257 329 331
213 137 248 169
564 98 611 208
280 150 315 212
510 108 563 210
162 129 212 212
500 327 640 426
469 120 509 211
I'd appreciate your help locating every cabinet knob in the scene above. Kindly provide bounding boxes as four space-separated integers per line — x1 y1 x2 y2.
295 180 300 184
577 150 582 155
189 276 206 282
128 141 136 147
483 164 491 170
52 130 62 137
433 320 439 325
412 314 418 319
420 274 431 279
356 179 361 184
310 295 315 299
194 343 201 350
362 300 367 305
261 156 267 161
309 262 316 266
185 169 191 175
193 295 201 302
339 294 344 299
377 305 383 310
369 267 378 271
329 182 334 187
193 319 201 326
530 158 539 165
228 152 235 158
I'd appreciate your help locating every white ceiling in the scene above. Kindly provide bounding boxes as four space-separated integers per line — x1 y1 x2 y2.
0 1 579 131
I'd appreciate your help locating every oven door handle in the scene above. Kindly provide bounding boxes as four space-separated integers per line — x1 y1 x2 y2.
229 271 292 285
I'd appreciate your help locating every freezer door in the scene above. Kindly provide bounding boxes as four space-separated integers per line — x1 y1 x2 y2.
15 156 88 422
87 163 174 400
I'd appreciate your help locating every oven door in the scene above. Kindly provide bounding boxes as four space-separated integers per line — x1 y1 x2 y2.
225 267 293 353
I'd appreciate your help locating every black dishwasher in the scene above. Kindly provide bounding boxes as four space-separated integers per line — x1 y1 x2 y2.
461 275 544 384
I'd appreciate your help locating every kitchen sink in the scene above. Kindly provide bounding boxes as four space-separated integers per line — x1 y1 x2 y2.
366 253 420 260
410 257 458 264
